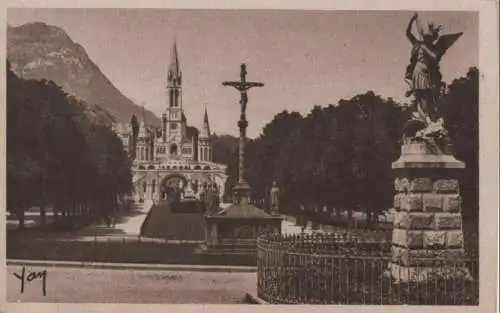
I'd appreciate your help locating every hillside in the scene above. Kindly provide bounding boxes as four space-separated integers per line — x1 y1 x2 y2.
7 22 160 126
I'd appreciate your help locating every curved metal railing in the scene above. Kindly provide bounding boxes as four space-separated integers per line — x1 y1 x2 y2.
256 232 478 305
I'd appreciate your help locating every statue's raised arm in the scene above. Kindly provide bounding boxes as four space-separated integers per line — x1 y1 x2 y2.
406 12 419 45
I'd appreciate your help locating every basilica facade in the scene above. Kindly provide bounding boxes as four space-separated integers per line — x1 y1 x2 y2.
113 42 228 202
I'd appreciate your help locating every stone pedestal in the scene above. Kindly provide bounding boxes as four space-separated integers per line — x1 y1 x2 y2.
183 180 196 199
232 181 251 204
389 142 471 283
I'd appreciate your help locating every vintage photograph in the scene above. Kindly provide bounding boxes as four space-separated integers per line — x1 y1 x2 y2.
5 7 484 306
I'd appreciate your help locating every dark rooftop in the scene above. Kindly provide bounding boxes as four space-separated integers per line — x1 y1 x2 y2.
210 203 282 219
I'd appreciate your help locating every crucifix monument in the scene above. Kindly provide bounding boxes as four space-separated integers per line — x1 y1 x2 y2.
203 64 281 254
222 63 264 204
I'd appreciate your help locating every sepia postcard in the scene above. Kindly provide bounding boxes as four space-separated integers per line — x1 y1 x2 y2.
1 0 498 313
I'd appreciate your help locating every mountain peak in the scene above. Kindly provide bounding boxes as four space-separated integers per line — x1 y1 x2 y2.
7 22 161 127
9 22 72 44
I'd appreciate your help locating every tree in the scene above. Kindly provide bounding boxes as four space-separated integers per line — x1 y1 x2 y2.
6 62 133 229
211 134 239 201
130 115 139 159
345 92 404 226
440 67 479 222
246 110 303 202
258 92 407 227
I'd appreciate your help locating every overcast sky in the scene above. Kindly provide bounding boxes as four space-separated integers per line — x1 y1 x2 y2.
7 9 478 138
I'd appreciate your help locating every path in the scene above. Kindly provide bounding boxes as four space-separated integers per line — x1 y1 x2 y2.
66 200 154 240
112 200 153 235
281 216 320 235
282 219 309 235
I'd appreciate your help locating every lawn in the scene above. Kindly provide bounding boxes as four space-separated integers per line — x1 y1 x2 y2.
140 201 206 240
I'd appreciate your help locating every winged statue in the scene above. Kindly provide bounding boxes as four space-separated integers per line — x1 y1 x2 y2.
402 12 463 145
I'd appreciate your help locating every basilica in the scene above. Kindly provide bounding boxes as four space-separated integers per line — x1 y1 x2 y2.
113 42 228 202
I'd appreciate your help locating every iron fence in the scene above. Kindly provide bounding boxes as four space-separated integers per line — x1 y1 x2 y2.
257 233 478 305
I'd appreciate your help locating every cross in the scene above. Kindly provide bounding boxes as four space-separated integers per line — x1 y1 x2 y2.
222 64 264 120
222 64 264 204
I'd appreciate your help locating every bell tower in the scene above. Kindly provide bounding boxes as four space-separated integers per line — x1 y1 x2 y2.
163 40 185 155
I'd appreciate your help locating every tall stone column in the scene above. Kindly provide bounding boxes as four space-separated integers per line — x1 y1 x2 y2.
390 142 471 283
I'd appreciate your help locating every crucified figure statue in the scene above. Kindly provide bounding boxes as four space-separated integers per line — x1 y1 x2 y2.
240 90 248 118
223 63 263 119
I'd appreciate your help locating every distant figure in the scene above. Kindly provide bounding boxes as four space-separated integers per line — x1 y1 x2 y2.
212 185 220 207
105 214 112 228
270 181 280 213
112 202 119 228
204 184 220 214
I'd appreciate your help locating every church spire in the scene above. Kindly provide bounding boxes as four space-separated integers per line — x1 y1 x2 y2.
168 39 181 84
200 104 211 139
167 39 182 108
204 105 209 124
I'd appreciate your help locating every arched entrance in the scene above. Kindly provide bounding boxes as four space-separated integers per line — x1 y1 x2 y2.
160 174 187 202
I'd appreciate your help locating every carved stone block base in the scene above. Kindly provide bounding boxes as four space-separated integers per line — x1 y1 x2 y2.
388 263 473 283
389 142 471 283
